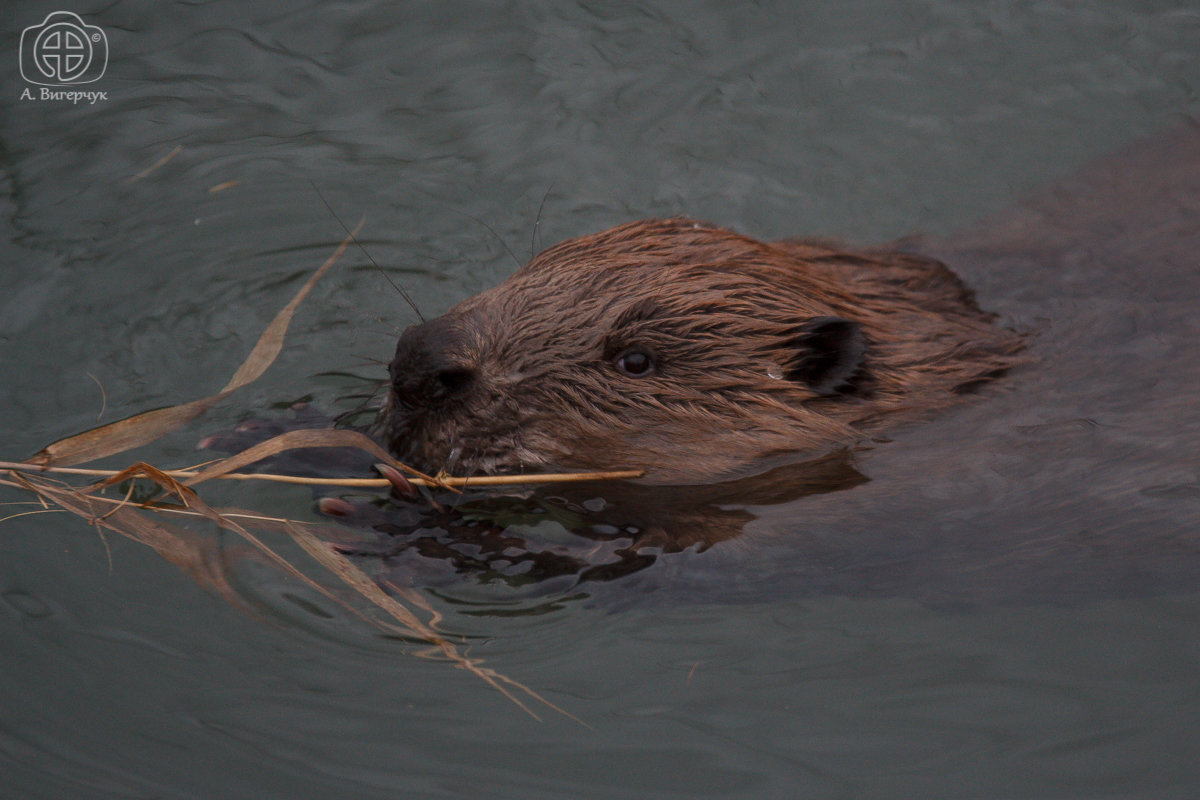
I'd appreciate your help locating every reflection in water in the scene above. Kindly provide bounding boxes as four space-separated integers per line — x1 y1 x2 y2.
333 452 868 594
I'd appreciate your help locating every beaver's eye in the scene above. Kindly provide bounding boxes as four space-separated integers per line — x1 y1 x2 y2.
615 349 654 377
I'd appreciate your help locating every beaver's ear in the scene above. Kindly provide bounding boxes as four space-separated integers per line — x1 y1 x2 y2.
785 317 866 395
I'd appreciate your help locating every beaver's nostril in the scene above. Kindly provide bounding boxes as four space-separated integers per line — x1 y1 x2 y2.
436 368 475 394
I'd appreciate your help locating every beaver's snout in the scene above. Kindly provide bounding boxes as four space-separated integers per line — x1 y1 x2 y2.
379 307 537 476
388 315 481 410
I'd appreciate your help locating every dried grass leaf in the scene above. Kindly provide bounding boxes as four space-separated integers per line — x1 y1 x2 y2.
181 428 436 487
8 471 251 611
26 219 363 469
26 398 221 470
292 525 578 721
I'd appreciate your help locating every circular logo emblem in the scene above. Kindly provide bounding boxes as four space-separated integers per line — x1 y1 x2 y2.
33 20 94 83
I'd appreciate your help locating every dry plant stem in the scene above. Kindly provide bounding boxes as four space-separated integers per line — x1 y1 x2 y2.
0 460 642 489
0 474 315 526
178 428 440 487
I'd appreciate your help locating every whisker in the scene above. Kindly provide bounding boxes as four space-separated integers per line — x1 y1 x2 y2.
309 181 426 323
406 185 523 271
531 184 554 259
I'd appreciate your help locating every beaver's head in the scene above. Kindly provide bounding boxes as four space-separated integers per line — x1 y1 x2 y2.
377 218 1022 484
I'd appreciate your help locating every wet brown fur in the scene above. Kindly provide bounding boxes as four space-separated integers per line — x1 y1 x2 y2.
378 218 1024 484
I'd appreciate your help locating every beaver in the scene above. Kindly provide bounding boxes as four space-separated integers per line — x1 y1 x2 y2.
191 123 1199 603
377 218 1024 484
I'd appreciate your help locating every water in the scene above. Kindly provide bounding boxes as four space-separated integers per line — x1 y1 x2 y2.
2 1 1199 797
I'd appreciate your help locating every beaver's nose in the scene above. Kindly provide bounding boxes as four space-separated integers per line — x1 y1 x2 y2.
388 316 480 406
